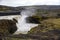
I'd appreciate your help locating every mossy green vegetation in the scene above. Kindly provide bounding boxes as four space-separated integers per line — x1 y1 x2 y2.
28 18 60 34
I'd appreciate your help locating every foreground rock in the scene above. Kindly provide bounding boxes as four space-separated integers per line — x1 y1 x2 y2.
28 18 60 40
0 19 17 35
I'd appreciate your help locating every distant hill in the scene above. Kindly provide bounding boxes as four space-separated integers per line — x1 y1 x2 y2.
0 5 23 12
17 5 60 10
17 5 60 12
0 5 60 11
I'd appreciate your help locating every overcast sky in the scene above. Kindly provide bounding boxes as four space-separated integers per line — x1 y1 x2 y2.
0 0 60 7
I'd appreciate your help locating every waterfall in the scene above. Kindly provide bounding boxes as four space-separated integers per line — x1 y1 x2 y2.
14 8 38 34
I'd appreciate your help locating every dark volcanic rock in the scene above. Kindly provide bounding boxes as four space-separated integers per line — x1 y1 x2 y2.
26 16 41 24
0 19 17 35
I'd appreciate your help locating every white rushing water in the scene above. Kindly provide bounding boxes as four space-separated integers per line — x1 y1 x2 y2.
0 15 20 20
14 15 38 34
14 8 39 34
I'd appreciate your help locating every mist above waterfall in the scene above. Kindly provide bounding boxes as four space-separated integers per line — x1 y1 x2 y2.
21 7 36 16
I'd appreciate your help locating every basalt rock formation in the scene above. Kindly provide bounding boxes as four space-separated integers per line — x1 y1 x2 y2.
0 19 17 35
